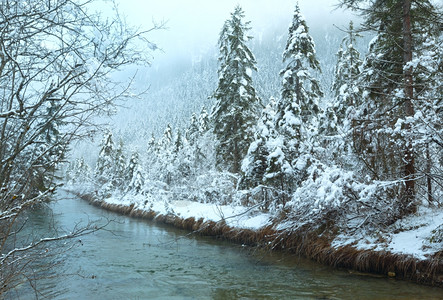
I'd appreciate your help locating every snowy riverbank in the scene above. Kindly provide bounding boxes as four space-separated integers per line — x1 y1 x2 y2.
67 184 443 287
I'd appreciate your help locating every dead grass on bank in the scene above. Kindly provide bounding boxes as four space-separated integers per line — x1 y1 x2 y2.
76 193 443 287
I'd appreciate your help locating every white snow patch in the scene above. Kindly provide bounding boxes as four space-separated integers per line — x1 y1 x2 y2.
332 207 443 260
102 195 272 231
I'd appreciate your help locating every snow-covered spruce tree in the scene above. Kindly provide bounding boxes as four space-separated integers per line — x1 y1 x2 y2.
126 151 140 185
157 124 174 184
322 21 363 162
198 106 210 134
331 21 362 131
173 129 183 154
410 25 443 205
277 3 323 126
270 3 323 192
147 133 158 154
339 0 442 214
185 113 199 144
66 157 91 184
128 165 145 194
182 108 211 176
211 6 260 173
113 139 126 187
241 97 277 189
160 124 173 149
95 130 115 181
144 133 159 180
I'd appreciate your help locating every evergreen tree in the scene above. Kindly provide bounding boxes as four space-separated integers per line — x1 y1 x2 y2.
147 133 158 154
113 139 126 186
198 106 210 134
217 20 230 77
270 4 323 191
276 3 323 129
157 124 174 184
241 97 277 188
331 21 363 129
145 133 159 179
67 157 91 183
410 26 443 204
211 6 260 173
339 0 442 213
160 124 173 149
128 166 144 194
174 129 183 154
30 99 67 193
41 99 66 160
321 21 363 161
186 113 199 143
95 130 115 179
126 151 139 184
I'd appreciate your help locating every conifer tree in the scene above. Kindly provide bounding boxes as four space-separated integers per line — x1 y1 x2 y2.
241 98 277 188
113 139 126 186
339 0 442 214
186 113 199 143
331 21 362 129
160 124 173 149
147 133 157 154
410 25 443 205
95 130 115 178
41 99 66 160
212 6 260 173
69 157 92 183
128 166 144 194
198 106 210 134
270 4 323 191
126 151 139 184
276 3 323 130
174 129 183 154
321 21 363 160
27 99 68 193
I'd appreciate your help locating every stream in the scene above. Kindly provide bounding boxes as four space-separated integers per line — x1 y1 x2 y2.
9 190 443 299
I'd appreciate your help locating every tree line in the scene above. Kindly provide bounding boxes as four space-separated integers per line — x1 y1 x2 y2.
73 1 442 236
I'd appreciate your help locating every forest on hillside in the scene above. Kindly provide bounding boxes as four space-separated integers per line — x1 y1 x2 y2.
67 1 442 238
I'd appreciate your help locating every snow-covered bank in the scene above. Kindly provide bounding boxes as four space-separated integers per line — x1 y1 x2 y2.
332 207 443 261
104 192 273 231
68 185 443 288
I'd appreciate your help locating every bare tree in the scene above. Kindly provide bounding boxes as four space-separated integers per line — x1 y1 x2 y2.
0 0 161 296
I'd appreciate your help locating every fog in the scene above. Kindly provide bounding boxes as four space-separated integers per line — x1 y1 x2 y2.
116 0 356 72
74 0 361 162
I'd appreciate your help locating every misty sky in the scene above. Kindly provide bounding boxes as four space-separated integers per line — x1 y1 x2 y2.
116 0 354 68
76 0 358 161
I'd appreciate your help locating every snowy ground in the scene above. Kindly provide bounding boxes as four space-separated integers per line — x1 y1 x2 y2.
100 191 273 230
332 207 443 260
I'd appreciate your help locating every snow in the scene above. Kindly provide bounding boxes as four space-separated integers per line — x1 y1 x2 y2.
332 207 443 260
246 67 253 77
239 86 247 97
283 110 301 126
101 192 272 230
170 200 272 229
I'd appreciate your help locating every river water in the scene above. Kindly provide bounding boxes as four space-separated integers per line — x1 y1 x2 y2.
9 191 443 299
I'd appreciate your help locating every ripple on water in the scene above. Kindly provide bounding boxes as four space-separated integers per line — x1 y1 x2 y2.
9 191 443 300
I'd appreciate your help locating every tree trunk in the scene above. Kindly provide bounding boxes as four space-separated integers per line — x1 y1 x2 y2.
401 0 416 213
426 143 433 204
